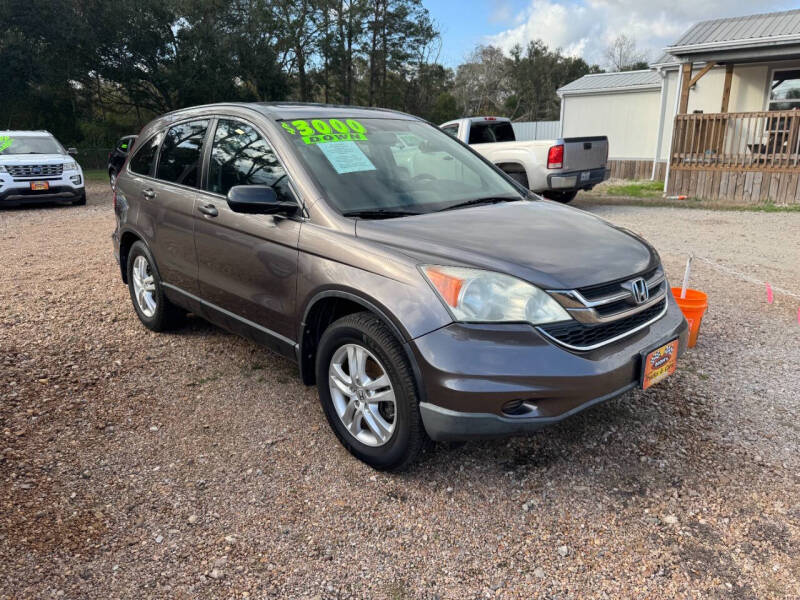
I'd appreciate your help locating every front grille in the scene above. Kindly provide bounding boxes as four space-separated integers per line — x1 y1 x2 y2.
592 280 667 317
540 298 667 350
578 266 658 301
9 164 64 178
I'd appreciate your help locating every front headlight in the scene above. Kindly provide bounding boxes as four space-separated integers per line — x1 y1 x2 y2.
421 265 571 325
63 161 78 171
0 165 7 173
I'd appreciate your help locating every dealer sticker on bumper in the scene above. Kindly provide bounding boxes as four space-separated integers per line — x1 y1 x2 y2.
641 339 679 390
30 181 49 191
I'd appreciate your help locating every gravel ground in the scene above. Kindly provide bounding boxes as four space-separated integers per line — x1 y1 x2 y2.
1 185 799 599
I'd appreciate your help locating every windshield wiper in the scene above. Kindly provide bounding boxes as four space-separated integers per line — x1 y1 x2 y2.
342 209 423 219
437 197 519 212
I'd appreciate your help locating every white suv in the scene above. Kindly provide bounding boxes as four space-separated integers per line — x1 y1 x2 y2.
0 130 86 207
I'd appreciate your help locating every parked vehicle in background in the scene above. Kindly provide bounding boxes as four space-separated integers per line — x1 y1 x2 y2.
112 103 687 470
0 130 85 206
440 117 610 203
108 135 137 188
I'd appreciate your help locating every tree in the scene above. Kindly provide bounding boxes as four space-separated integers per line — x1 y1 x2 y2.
604 34 648 72
450 40 600 122
453 45 510 116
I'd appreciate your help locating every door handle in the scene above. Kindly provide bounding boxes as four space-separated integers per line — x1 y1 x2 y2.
198 203 219 217
142 188 156 199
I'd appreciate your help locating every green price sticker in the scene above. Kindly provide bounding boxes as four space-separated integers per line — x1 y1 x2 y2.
282 119 367 144
0 136 12 152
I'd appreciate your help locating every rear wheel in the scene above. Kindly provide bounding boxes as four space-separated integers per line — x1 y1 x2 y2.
315 312 429 470
126 241 183 331
542 190 578 203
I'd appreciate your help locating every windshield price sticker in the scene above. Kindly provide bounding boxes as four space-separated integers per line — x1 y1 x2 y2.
282 119 367 145
0 136 12 152
317 141 376 174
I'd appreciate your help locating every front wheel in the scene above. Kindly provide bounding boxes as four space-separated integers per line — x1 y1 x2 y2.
315 312 429 470
542 190 578 203
72 191 86 206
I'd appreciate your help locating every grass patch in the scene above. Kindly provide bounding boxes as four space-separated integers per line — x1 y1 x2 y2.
575 195 800 212
580 179 800 212
602 180 664 197
83 169 108 183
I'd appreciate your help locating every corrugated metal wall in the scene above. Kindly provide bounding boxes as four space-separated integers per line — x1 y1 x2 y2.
511 121 561 141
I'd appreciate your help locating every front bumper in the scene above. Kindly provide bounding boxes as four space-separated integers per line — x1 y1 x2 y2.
0 175 84 206
547 167 610 191
412 292 688 441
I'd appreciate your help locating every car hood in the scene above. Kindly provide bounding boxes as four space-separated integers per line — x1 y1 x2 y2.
355 200 657 290
0 154 69 165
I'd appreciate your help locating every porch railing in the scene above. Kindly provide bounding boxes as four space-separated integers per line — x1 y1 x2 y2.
670 109 800 171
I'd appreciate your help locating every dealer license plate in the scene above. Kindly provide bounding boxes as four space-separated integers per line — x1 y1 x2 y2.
641 339 679 390
30 181 49 191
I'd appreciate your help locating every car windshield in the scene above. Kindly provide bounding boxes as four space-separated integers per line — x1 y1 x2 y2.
278 117 523 216
0 135 65 155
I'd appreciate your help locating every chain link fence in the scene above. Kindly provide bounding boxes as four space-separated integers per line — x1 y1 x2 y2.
73 147 113 170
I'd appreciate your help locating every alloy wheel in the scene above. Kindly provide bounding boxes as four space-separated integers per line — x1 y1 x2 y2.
131 255 157 318
328 343 397 447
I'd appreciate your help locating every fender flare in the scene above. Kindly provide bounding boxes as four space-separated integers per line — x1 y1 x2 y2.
297 288 428 403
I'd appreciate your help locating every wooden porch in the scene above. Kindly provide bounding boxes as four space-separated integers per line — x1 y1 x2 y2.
671 110 800 172
667 110 800 204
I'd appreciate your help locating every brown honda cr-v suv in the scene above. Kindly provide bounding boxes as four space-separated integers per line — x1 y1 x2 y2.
112 103 688 470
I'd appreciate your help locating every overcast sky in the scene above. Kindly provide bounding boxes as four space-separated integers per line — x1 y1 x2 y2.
425 0 798 68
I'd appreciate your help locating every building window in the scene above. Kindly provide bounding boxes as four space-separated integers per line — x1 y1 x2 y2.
769 70 800 111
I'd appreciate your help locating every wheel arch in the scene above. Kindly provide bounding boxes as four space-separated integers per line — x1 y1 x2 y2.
118 229 161 285
118 229 144 284
298 289 425 401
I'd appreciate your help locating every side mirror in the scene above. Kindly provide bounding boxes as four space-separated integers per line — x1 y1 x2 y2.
67 147 78 156
226 185 299 216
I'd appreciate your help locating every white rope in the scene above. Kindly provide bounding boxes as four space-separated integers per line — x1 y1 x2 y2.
692 255 800 300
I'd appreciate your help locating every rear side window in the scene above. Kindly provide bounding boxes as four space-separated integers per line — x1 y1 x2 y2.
468 122 515 144
117 137 133 153
128 133 162 176
441 125 458 137
207 119 288 197
157 120 209 188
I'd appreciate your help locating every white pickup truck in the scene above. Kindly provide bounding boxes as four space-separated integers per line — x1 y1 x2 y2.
440 117 610 203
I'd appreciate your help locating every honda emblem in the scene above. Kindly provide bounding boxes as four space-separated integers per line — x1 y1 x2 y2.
630 278 649 305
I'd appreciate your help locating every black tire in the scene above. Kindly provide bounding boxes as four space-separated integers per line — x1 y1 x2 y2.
126 241 183 332
542 190 578 203
315 312 430 471
109 169 117 189
73 191 86 206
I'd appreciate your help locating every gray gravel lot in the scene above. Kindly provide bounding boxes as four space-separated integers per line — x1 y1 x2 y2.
1 185 799 599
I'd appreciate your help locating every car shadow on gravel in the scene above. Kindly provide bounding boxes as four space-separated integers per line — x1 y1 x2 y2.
415 372 742 499
0 201 81 212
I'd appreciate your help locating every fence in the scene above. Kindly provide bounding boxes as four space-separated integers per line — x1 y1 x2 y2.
511 121 561 141
671 110 800 172
74 147 113 170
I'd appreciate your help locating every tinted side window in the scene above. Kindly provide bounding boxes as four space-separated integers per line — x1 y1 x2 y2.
207 119 290 199
441 125 458 137
157 120 209 188
128 133 162 176
117 137 133 153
